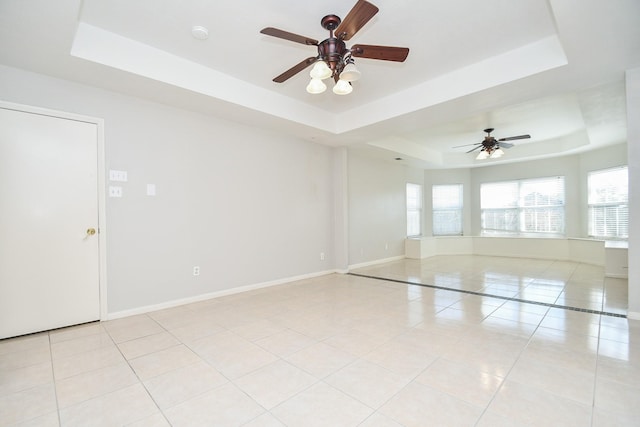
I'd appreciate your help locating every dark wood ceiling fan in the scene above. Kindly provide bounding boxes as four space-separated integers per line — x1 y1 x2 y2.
453 128 531 154
260 0 409 84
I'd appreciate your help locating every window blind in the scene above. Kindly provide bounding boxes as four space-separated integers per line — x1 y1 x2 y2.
432 184 463 236
588 166 628 239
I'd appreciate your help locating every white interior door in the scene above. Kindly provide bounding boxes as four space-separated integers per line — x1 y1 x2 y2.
0 106 101 339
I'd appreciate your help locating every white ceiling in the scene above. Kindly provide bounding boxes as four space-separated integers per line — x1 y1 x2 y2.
1 0 639 168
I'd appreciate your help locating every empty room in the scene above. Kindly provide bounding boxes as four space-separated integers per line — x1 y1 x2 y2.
1 0 639 425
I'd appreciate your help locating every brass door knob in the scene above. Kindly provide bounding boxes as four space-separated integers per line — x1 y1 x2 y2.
86 228 96 236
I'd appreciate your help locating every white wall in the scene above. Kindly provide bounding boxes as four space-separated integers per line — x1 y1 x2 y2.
347 152 419 265
626 68 640 317
0 65 336 315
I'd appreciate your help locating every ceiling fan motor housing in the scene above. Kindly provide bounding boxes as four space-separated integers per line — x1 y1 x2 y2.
318 15 349 76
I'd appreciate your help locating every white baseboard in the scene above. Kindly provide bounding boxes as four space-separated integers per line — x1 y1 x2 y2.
106 269 337 320
348 255 405 271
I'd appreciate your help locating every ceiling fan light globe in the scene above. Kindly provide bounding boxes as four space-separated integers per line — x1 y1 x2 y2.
333 79 353 95
306 78 327 94
309 61 332 80
490 148 504 158
340 63 361 81
476 150 489 160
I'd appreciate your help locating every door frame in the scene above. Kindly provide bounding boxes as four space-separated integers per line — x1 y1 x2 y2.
1 100 108 321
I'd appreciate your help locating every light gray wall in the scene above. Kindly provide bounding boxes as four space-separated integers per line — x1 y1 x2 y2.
0 65 336 314
347 153 418 265
626 67 640 317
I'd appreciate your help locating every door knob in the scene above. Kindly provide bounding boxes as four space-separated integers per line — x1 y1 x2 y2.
86 228 96 236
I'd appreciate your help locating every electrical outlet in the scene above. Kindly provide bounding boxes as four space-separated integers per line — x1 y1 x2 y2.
193 266 200 276
385 243 388 250
108 186 123 198
320 252 325 261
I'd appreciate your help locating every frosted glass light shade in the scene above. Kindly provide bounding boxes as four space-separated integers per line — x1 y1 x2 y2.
306 78 327 94
490 148 504 158
309 61 332 80
333 79 352 95
476 150 489 160
340 62 361 81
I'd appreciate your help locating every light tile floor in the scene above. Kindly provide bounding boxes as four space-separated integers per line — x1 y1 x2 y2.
1 255 637 426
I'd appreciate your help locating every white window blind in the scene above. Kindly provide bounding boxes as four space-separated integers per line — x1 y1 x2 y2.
481 176 565 235
588 166 628 239
406 183 422 237
432 184 463 236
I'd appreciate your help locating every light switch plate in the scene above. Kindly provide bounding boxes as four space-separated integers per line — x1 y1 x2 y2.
146 184 156 196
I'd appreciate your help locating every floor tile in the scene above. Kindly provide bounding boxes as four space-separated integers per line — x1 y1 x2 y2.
163 383 265 426
0 383 58 426
415 358 503 407
0 361 52 397
59 383 158 427
271 382 373 427
487 379 592 426
128 344 200 380
234 360 318 409
117 331 180 360
52 345 124 380
285 341 357 379
143 360 228 409
378 381 483 427
55 361 139 408
594 376 640 417
254 329 316 357
325 359 410 408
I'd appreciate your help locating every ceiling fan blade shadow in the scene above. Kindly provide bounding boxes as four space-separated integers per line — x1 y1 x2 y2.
260 27 318 46
335 0 379 41
273 57 318 83
351 44 409 62
498 134 530 141
499 142 514 149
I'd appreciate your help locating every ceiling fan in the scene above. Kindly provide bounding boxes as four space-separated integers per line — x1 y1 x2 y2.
260 0 409 95
453 128 531 159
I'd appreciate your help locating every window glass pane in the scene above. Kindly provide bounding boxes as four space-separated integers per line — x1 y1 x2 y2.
407 183 422 236
588 166 628 239
433 184 463 236
480 177 564 235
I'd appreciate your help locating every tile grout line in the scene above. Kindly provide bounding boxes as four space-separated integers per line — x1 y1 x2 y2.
347 273 626 318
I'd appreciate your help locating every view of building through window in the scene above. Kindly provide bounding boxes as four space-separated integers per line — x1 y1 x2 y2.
480 176 565 235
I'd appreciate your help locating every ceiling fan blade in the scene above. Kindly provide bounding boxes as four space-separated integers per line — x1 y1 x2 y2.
498 134 530 142
272 57 318 83
466 146 482 153
351 44 409 62
260 27 318 46
452 142 481 149
499 142 514 149
335 0 379 41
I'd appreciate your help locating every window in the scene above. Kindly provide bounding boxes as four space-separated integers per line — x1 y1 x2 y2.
588 166 628 239
406 183 422 236
481 176 565 235
432 184 463 236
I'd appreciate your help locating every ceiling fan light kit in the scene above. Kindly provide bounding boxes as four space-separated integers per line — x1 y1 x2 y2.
260 0 409 95
453 128 531 160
